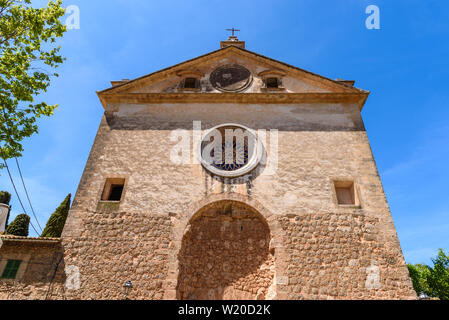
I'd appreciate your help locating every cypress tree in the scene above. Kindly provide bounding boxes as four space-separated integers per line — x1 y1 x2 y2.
6 214 30 237
41 194 71 238
0 191 11 205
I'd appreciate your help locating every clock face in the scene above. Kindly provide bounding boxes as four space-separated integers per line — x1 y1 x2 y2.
209 64 252 92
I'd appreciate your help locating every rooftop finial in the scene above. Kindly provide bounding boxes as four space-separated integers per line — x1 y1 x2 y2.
225 28 240 41
221 28 245 49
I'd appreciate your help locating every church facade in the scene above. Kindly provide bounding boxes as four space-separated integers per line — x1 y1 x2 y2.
0 37 416 300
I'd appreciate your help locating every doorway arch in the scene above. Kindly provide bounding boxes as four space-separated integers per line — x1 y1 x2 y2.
176 200 275 300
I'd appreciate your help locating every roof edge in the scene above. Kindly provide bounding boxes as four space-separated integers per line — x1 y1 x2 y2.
97 91 370 110
97 45 367 95
0 234 61 243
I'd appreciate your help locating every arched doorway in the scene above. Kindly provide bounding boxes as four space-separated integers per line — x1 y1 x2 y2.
176 200 275 300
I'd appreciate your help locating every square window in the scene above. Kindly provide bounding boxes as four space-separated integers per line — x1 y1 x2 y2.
184 77 197 89
266 77 279 88
101 178 125 201
334 181 356 205
1 260 22 279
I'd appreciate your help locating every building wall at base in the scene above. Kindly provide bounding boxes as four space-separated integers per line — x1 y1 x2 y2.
56 214 172 300
0 101 417 300
278 212 414 299
0 239 62 300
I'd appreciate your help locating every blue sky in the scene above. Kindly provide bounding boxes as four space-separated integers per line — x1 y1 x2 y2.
1 0 448 265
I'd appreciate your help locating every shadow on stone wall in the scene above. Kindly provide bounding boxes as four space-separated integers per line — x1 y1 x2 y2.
176 201 275 300
0 240 67 300
44 243 68 300
105 115 366 133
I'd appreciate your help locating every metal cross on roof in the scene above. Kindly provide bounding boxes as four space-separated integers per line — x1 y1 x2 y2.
226 28 240 37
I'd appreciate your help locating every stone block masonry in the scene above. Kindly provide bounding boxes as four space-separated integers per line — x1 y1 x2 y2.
0 44 417 299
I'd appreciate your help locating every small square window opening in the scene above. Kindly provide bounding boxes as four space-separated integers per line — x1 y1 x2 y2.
334 181 356 205
266 77 279 88
184 78 197 89
101 178 125 201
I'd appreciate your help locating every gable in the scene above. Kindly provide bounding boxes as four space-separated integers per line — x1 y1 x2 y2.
97 46 369 109
125 55 332 94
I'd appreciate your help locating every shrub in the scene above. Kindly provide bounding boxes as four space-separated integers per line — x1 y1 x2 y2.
407 263 431 296
426 249 449 300
6 214 30 237
408 249 449 300
0 191 11 205
41 194 71 238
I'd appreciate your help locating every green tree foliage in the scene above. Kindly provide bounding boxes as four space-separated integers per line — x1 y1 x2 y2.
408 249 449 300
407 263 432 296
5 213 29 236
426 249 449 300
0 190 11 204
0 0 66 165
41 193 70 238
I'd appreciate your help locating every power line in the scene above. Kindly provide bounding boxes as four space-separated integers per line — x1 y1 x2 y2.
15 157 43 232
1 107 43 234
1 158 40 236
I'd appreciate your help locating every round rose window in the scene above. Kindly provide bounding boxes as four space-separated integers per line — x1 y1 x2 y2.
209 64 253 92
198 124 263 177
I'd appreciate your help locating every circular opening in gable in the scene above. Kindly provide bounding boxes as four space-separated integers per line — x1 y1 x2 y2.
209 64 253 92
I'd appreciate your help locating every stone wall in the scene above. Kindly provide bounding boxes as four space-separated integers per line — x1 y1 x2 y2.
176 201 274 300
1 101 416 299
277 213 415 299
53 210 172 300
0 237 62 300
64 104 414 299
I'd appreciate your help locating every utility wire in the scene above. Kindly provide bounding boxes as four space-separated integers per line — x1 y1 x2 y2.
15 157 43 232
1 158 40 236
1 107 43 234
